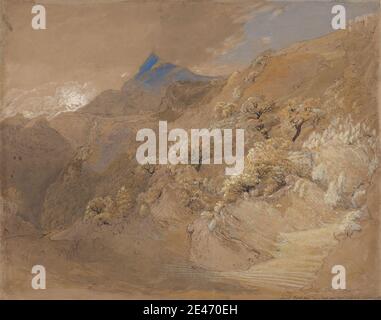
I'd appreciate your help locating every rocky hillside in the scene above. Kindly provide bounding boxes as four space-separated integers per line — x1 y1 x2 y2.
1 15 379 298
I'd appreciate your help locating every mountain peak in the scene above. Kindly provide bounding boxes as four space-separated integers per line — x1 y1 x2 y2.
123 52 216 95
135 53 166 79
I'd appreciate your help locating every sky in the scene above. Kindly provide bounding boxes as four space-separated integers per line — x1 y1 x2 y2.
2 0 380 95
217 0 379 69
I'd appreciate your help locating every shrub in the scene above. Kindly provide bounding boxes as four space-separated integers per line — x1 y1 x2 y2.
84 196 115 223
215 102 237 119
84 185 134 223
222 138 293 202
303 116 379 177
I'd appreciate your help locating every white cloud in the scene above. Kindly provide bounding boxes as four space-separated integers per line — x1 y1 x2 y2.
261 36 272 45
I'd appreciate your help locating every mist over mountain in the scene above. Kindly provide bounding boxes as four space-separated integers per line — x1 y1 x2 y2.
1 82 97 120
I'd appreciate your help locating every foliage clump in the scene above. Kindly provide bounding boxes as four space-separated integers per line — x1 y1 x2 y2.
222 138 294 202
215 102 237 119
84 186 134 224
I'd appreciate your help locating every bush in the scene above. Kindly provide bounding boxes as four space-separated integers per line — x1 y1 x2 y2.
222 138 293 202
215 102 237 119
84 185 134 224
84 196 115 224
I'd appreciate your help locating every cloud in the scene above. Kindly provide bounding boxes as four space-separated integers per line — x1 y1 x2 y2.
4 0 269 91
261 36 272 46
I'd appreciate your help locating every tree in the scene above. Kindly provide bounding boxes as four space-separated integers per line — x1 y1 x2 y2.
285 98 320 142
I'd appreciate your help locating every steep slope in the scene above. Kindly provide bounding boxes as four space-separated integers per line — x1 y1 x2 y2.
183 15 380 295
0 115 74 226
40 54 225 230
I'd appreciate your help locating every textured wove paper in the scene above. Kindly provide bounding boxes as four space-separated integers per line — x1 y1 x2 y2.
0 0 380 299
